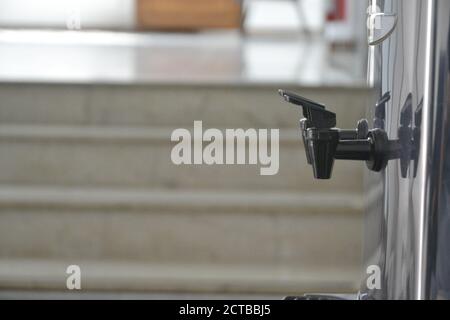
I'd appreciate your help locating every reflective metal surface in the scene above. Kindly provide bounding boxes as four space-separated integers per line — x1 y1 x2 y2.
361 0 450 299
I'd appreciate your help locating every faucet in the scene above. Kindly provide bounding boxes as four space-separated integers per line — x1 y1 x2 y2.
279 89 401 179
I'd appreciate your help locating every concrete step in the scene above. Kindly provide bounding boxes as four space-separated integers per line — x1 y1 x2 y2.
0 82 365 294
0 185 362 277
0 83 368 129
0 125 364 192
0 259 361 294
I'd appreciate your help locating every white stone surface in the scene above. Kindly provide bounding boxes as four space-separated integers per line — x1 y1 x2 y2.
0 30 366 86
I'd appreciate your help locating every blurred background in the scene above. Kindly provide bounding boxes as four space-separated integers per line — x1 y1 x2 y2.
0 0 370 299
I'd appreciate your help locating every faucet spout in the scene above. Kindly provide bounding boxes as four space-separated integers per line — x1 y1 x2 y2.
280 89 402 179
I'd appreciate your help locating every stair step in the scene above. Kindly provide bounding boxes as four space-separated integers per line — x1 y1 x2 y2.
0 185 362 214
0 185 362 275
0 83 368 128
0 259 360 294
0 124 299 143
0 124 364 192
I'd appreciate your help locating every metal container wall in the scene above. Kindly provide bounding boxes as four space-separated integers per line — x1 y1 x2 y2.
361 0 450 299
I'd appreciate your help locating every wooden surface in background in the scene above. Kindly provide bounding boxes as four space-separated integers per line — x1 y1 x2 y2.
137 0 242 30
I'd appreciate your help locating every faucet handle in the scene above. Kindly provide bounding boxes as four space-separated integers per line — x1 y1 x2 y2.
279 90 336 129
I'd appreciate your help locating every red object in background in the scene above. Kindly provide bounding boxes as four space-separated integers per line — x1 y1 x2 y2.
327 0 346 21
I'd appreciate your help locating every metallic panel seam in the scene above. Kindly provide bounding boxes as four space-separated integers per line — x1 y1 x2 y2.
416 0 436 300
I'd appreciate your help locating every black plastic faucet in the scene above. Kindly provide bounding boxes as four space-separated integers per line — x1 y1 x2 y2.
279 89 400 179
